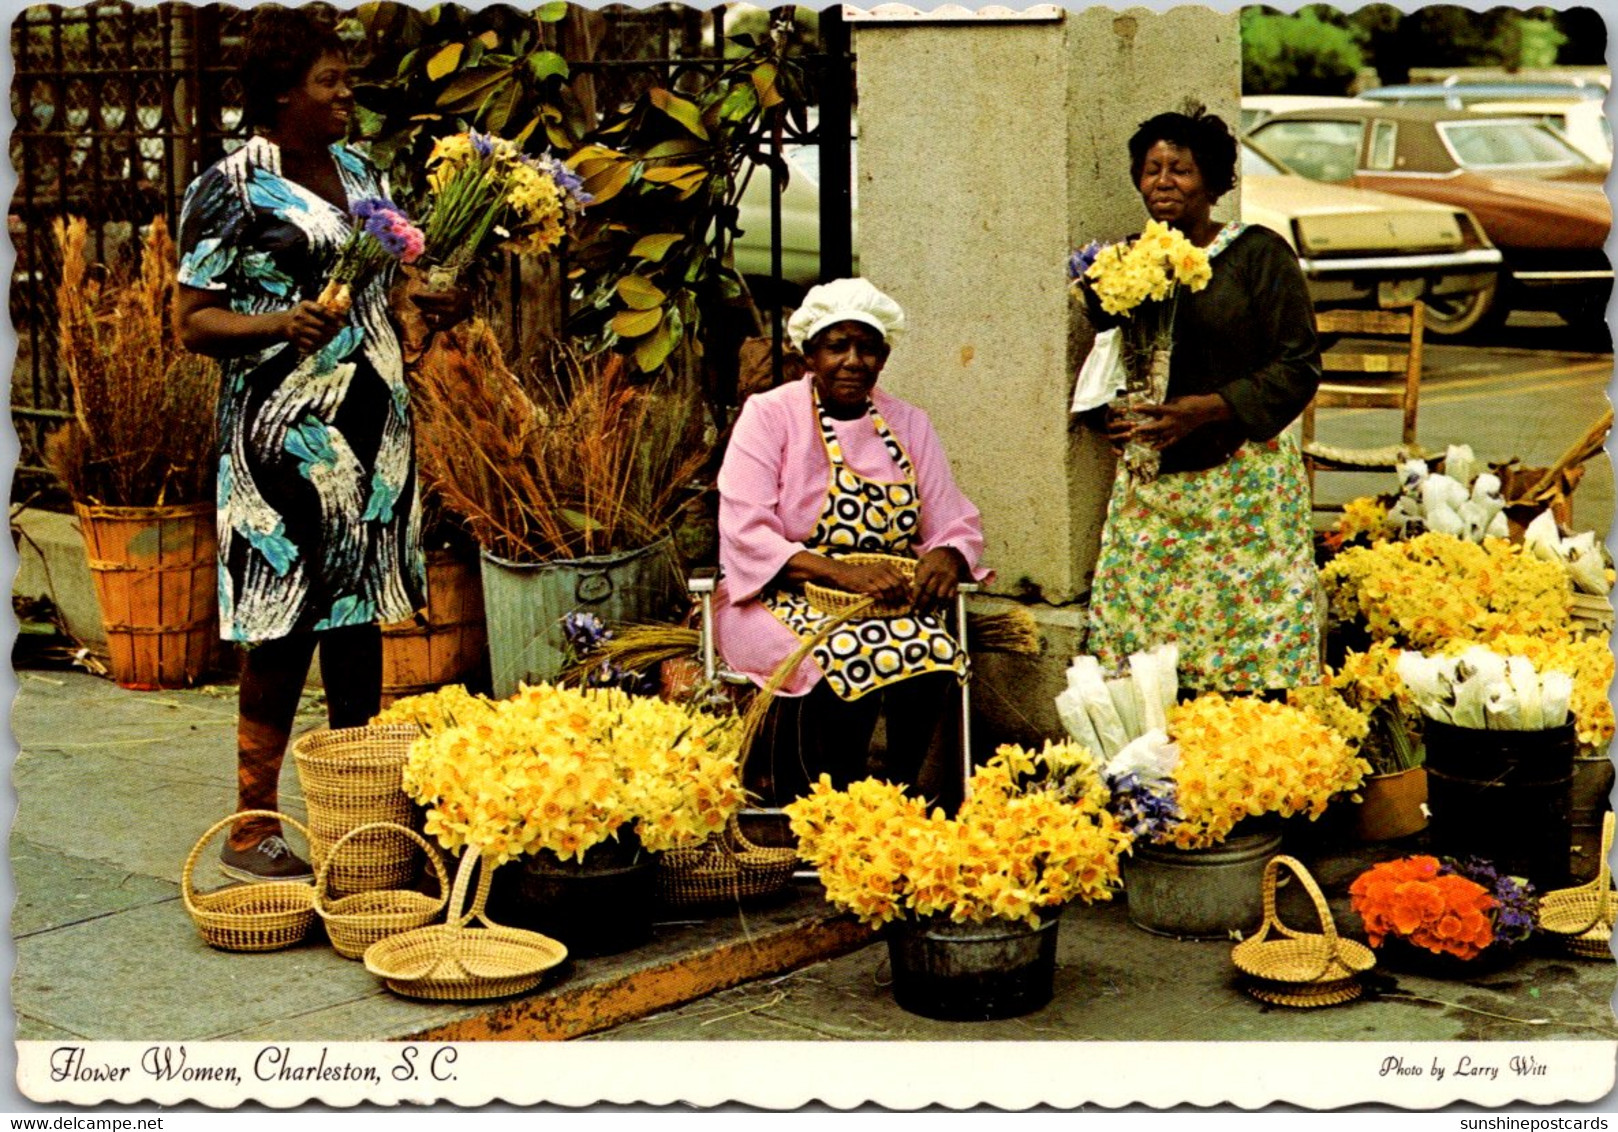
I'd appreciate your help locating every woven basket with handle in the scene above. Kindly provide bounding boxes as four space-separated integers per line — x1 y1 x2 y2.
1539 810 1615 959
1231 854 1375 1008
292 724 421 893
182 810 318 952
803 552 915 619
315 821 451 960
656 814 798 906
363 850 567 1001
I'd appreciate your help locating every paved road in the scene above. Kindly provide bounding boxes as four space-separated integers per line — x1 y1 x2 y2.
1310 312 1613 539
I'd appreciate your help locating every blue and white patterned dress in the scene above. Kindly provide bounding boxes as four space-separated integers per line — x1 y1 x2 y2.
177 135 424 643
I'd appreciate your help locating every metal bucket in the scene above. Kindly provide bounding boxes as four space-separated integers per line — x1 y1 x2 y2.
1352 767 1429 842
1122 826 1283 940
488 841 658 958
479 537 678 697
1568 754 1613 882
886 914 1059 1021
1424 720 1575 889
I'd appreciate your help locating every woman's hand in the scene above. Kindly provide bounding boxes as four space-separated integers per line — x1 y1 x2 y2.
829 557 913 608
1108 393 1233 451
402 269 473 332
279 300 346 354
911 546 967 613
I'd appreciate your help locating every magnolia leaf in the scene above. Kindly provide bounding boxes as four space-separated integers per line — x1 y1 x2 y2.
643 138 703 159
536 0 570 22
484 82 520 134
752 62 783 110
640 163 705 184
610 306 663 338
630 233 682 262
616 274 667 310
579 160 632 204
719 82 758 123
436 66 509 110
649 88 709 141
477 29 500 48
512 114 540 146
425 43 463 82
633 319 679 372
528 50 569 82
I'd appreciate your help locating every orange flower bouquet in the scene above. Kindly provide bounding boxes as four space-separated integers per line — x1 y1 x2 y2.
1349 856 1499 961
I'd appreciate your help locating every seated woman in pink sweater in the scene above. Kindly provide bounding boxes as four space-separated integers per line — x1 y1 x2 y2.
714 278 990 806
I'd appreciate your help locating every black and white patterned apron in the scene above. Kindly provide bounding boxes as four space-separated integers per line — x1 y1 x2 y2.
760 392 966 701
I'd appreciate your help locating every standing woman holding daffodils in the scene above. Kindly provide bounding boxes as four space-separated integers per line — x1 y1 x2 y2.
1078 107 1323 694
175 7 460 882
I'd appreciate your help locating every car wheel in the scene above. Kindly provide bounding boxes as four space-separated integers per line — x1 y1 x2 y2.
1422 276 1500 338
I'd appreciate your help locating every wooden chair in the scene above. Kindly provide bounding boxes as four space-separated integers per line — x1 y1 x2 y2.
1299 301 1426 510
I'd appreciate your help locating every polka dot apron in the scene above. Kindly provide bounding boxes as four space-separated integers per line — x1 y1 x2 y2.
760 392 966 702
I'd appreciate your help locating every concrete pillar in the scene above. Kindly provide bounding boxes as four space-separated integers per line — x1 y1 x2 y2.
853 4 1239 746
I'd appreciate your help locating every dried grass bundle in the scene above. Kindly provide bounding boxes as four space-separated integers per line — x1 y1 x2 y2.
559 622 702 686
46 216 217 506
412 323 708 563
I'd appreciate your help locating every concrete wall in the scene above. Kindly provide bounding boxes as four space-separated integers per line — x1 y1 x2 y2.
855 5 1240 747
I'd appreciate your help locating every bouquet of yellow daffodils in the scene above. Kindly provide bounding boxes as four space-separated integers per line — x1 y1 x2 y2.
1109 694 1370 851
1320 532 1573 651
396 682 745 867
785 742 1131 929
417 130 590 286
1072 220 1212 490
1289 640 1421 777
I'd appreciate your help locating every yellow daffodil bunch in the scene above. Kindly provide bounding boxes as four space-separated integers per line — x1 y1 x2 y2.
1321 532 1573 650
1081 220 1212 317
1439 632 1614 751
785 742 1131 929
1163 694 1370 850
372 684 498 735
1326 494 1397 550
400 682 744 867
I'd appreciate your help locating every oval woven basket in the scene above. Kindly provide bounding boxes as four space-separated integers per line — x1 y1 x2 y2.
802 552 915 619
182 810 318 953
1231 855 1374 992
656 814 798 906
292 724 422 893
1539 810 1615 957
363 850 567 1002
315 821 451 960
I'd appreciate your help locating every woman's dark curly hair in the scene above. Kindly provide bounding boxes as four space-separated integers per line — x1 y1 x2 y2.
1128 104 1238 201
240 5 346 134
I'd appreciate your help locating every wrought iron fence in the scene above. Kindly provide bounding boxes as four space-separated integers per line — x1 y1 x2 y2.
8 1 853 496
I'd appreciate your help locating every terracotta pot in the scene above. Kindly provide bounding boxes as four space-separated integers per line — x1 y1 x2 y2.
1353 767 1429 842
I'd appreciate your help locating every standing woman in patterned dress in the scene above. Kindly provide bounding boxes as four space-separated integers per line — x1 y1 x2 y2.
714 279 991 808
1081 107 1323 694
176 7 455 881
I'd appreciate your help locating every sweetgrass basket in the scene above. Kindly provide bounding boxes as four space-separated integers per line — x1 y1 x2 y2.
363 850 568 1001
315 821 451 960
292 724 422 893
656 814 798 906
803 552 915 619
1539 810 1615 959
1231 855 1375 1008
182 810 318 952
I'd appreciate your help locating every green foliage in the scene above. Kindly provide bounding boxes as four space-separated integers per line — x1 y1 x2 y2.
1241 7 1364 96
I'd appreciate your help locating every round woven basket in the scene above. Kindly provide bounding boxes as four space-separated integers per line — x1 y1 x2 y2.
1243 975 1365 1009
315 822 451 960
292 724 421 893
182 810 318 952
656 814 798 906
802 552 915 619
1231 854 1374 990
363 850 568 1001
1539 811 1615 958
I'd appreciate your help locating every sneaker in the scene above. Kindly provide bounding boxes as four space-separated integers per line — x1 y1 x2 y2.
219 835 313 884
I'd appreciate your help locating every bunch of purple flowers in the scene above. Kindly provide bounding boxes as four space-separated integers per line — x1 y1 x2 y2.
560 611 658 696
1067 240 1104 285
317 197 425 313
1105 771 1181 844
1445 856 1538 950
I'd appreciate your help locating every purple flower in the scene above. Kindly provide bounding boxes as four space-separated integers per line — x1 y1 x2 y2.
1443 856 1538 949
351 197 400 222
1107 772 1181 844
1068 240 1103 281
470 130 496 159
531 151 593 209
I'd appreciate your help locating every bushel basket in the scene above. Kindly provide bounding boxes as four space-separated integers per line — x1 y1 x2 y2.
292 724 421 893
364 849 567 1001
315 822 450 960
182 810 317 952
656 814 798 906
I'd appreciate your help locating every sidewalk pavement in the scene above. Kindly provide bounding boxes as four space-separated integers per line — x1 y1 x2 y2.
9 668 1618 1050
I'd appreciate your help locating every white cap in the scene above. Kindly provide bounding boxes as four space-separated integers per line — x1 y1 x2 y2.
786 278 905 352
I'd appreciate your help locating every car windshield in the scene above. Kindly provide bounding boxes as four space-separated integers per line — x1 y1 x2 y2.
1249 120 1362 181
1439 119 1590 168
1240 141 1286 177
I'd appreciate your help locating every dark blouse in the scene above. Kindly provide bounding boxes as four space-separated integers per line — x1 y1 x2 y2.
1088 224 1322 475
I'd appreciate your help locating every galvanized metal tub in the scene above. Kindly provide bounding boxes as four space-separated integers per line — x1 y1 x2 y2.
886 914 1060 1021
1122 826 1284 940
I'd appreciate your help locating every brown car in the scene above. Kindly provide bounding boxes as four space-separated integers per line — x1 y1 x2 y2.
1249 104 1610 332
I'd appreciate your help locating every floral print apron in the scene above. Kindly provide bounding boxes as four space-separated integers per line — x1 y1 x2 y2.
761 393 965 701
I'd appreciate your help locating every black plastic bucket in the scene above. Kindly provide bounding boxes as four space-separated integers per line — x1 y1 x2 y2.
1423 719 1576 888
886 915 1059 1021
488 848 658 958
